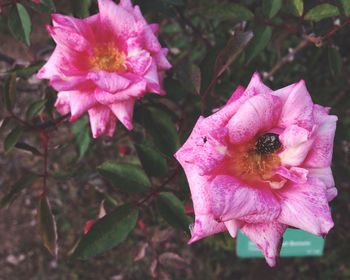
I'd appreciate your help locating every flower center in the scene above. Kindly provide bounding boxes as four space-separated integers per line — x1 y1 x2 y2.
90 43 126 72
228 133 282 185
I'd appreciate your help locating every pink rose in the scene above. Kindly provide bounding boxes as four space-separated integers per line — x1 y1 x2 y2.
175 73 337 266
37 0 171 138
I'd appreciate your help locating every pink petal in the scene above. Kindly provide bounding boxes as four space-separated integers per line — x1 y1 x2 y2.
188 215 226 244
241 222 287 267
98 0 137 37
278 125 313 166
153 48 172 71
50 75 91 91
142 25 161 52
67 90 97 121
209 175 281 223
307 167 337 201
126 49 152 75
47 25 90 53
303 110 337 168
275 166 308 184
149 23 160 35
54 92 70 115
88 105 114 138
174 117 227 175
144 61 161 93
227 94 282 144
278 80 313 130
109 99 135 130
224 219 241 238
226 85 245 105
37 48 64 79
105 114 117 137
51 13 96 42
94 81 147 104
276 178 334 236
88 71 131 93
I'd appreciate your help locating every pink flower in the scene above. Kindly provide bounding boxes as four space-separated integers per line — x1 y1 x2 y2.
174 73 337 267
37 0 171 138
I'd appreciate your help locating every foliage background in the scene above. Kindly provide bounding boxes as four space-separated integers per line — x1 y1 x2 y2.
1 0 350 279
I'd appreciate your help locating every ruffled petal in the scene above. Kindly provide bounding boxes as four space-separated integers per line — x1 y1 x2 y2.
94 81 147 104
303 109 337 168
241 222 287 267
50 75 91 91
275 166 308 184
226 85 245 105
278 80 313 130
188 215 226 244
98 0 137 37
209 175 281 223
54 92 70 115
224 219 241 238
174 117 227 175
276 178 334 236
88 71 131 93
153 48 172 71
109 99 135 130
278 124 313 166
67 90 97 121
227 94 282 144
37 48 65 79
144 61 161 93
47 25 90 52
88 105 113 138
126 48 152 75
307 167 337 201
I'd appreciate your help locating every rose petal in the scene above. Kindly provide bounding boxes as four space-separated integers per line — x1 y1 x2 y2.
88 71 131 93
227 94 282 144
276 178 334 236
241 222 287 267
109 99 135 130
209 175 281 223
278 80 313 130
307 167 337 201
67 90 97 121
88 105 113 138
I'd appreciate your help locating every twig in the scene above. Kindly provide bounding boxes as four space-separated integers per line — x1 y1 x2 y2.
136 166 180 206
264 39 309 80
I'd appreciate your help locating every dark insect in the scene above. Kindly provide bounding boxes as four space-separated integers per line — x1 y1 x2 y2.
255 133 281 155
203 136 207 143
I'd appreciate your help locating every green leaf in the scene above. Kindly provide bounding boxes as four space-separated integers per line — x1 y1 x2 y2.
6 61 45 78
201 4 254 21
97 162 151 193
72 204 139 258
288 0 304 17
175 59 201 95
214 31 253 80
3 73 17 111
328 47 342 77
15 142 42 156
0 173 38 208
135 143 168 178
141 107 180 157
304 4 339 22
340 0 350 16
262 0 282 18
8 4 31 46
4 126 22 153
156 192 189 231
37 195 58 257
72 118 91 160
245 26 272 63
71 0 91 18
26 100 47 119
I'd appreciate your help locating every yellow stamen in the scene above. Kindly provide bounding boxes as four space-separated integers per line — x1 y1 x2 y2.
90 43 126 72
227 141 281 185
